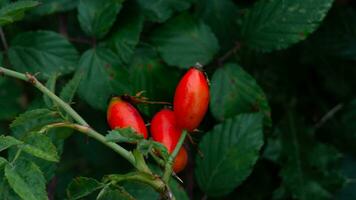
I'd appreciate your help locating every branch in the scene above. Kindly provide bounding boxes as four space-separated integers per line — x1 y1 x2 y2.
0 67 135 166
218 42 241 66
162 130 188 182
0 27 8 51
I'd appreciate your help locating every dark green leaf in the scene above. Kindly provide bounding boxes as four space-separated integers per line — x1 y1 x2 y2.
196 0 239 49
20 132 60 162
30 0 78 16
0 135 22 151
0 169 20 200
106 4 143 64
59 72 83 104
5 159 47 200
128 46 180 116
337 155 356 199
10 108 63 139
8 31 79 79
43 73 58 108
96 186 134 200
77 48 130 110
277 111 343 200
241 0 333 52
77 0 122 39
169 179 189 200
124 181 159 199
0 156 7 168
137 0 193 22
210 63 271 126
106 127 144 143
151 13 219 68
0 77 23 120
0 0 39 26
195 113 264 197
67 177 103 200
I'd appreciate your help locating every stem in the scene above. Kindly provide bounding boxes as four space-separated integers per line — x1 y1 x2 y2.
0 67 135 167
163 130 188 182
11 149 22 164
218 42 241 66
0 27 8 51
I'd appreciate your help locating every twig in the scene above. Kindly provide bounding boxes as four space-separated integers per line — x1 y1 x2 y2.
0 67 136 167
218 42 241 66
315 103 344 129
0 27 8 51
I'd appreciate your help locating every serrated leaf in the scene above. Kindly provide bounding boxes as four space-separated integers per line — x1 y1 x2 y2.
43 73 58 108
8 31 79 79
0 169 21 200
106 4 143 64
5 159 47 200
151 13 219 68
20 132 59 162
59 72 82 104
196 0 239 50
277 111 343 200
195 113 264 197
0 0 39 26
128 46 180 116
106 127 144 143
0 77 23 120
10 108 63 139
30 0 78 16
241 0 333 52
124 181 159 200
210 63 271 126
0 135 22 151
137 0 193 22
77 48 131 110
66 177 103 200
77 0 122 39
96 186 134 200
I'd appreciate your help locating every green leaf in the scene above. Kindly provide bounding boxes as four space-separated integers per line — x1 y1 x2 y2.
30 0 78 16
67 177 103 200
0 0 39 26
8 31 79 79
106 4 144 64
20 132 60 162
128 46 180 116
5 159 47 200
151 13 219 68
210 63 271 126
240 0 333 52
10 108 63 139
0 168 20 200
277 111 343 200
0 135 22 151
196 0 239 49
0 77 23 120
77 0 122 39
137 0 193 22
106 128 144 143
43 73 58 108
96 186 134 200
77 48 130 110
337 155 356 199
59 72 83 104
195 113 264 197
123 181 159 199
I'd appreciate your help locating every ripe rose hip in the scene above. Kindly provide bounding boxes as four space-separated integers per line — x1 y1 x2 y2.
107 97 148 138
173 67 210 132
151 109 188 173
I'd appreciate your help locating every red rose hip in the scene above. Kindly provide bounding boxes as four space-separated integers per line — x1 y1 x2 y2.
151 109 188 173
107 97 148 138
173 67 210 132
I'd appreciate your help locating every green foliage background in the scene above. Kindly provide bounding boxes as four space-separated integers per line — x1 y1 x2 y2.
0 0 355 199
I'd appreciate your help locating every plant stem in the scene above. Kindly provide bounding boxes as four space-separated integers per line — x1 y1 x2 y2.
0 27 8 51
163 130 188 182
0 67 135 167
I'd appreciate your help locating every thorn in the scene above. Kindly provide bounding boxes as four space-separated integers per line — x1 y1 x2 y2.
25 72 37 85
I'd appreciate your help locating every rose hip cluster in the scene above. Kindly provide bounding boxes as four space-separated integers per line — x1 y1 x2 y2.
107 67 210 173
